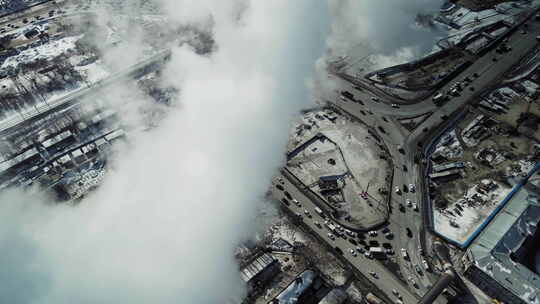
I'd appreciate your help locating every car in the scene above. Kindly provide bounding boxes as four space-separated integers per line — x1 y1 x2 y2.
399 203 406 213
402 164 407 172
349 248 357 256
406 199 412 207
412 202 418 211
304 209 311 217
406 228 413 238
409 184 416 193
368 230 377 237
423 259 430 271
284 191 292 200
395 186 401 194
369 240 379 247
314 221 322 228
385 249 394 255
281 198 290 206
369 271 378 278
384 232 394 239
391 103 399 108
276 184 284 191
415 265 423 275
348 238 358 246
392 289 399 296
356 247 365 254
364 251 372 259
328 233 335 240
292 199 300 206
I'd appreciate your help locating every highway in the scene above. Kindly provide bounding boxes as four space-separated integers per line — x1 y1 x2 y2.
0 48 170 137
271 176 419 304
278 6 540 304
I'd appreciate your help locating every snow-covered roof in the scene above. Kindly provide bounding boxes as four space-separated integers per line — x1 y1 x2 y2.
239 253 276 283
275 270 317 304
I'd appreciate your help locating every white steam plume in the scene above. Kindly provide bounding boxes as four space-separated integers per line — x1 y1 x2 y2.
0 1 329 303
326 0 446 67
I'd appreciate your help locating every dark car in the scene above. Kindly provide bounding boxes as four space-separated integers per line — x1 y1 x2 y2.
281 198 290 206
276 184 284 191
284 191 292 200
406 228 413 238
348 238 358 246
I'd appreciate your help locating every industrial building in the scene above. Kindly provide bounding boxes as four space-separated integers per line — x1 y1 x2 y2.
240 253 279 293
318 175 344 192
272 270 319 304
462 178 540 304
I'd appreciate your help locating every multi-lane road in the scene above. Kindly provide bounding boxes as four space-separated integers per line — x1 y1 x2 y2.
277 6 540 304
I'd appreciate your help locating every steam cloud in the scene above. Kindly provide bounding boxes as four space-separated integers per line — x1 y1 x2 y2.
325 0 446 67
0 0 446 303
0 1 328 303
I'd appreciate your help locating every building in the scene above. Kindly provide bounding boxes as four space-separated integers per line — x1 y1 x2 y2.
272 270 318 304
429 169 463 183
240 253 279 293
318 175 344 192
462 176 540 304
432 162 465 172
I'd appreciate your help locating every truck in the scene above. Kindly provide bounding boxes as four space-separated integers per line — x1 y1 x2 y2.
325 222 337 233
369 247 386 259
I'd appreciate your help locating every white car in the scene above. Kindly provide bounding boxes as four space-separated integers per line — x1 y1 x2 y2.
409 183 416 193
395 186 401 194
413 202 418 211
422 259 430 271
369 271 378 278
328 233 335 240
391 103 399 108
406 199 412 207
349 248 357 257
292 199 300 206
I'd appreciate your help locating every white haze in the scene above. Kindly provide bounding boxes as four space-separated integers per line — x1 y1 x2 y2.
0 1 329 303
326 0 446 67
1 1 447 303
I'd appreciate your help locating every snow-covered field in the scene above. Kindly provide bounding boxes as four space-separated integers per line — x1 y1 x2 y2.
434 180 512 243
1 35 83 70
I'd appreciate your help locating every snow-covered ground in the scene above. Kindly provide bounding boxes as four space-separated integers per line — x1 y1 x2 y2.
434 180 512 243
75 61 110 83
1 34 83 70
